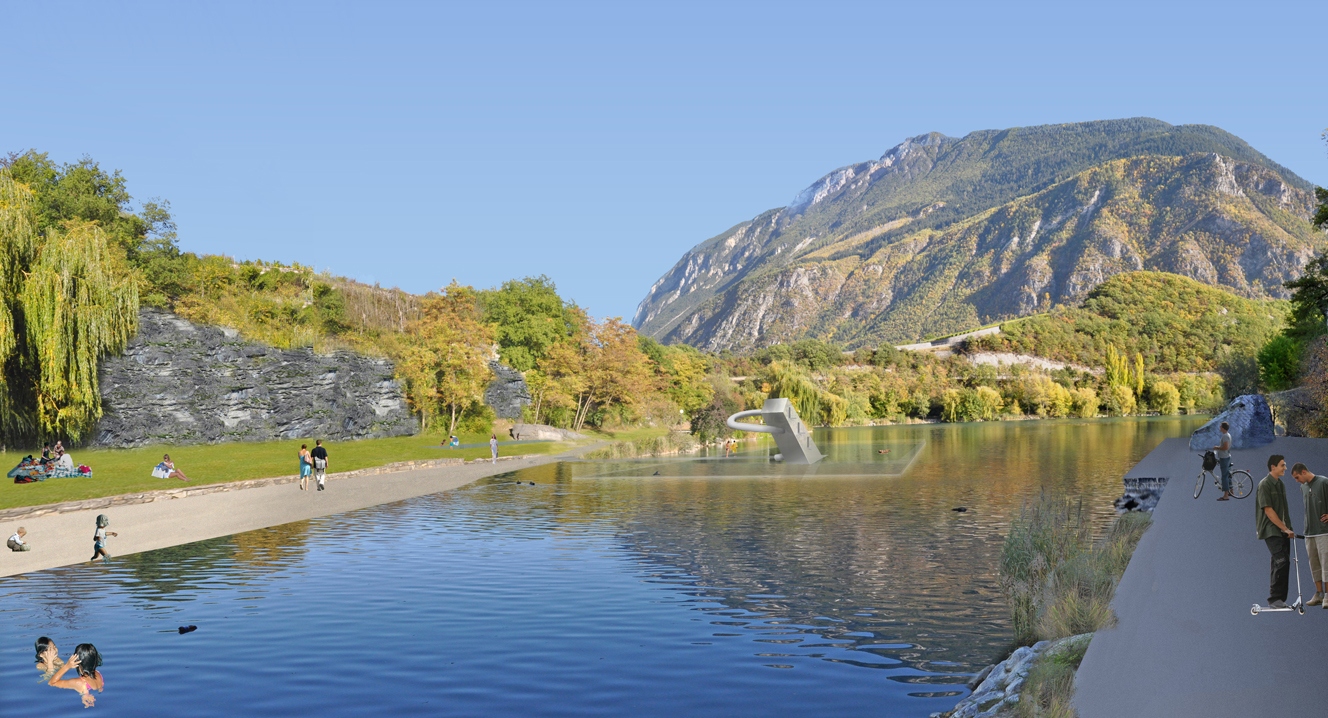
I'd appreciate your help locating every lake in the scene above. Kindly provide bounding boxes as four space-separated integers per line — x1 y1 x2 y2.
0 417 1203 717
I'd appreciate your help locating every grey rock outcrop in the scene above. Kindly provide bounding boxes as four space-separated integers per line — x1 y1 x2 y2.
1187 394 1275 452
937 633 1092 718
94 309 417 448
509 424 588 442
485 361 530 419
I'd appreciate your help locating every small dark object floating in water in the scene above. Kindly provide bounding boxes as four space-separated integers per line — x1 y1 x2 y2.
952 507 968 513
178 625 197 634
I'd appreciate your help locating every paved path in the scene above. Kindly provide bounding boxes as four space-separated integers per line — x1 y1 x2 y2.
0 445 601 578
1075 436 1328 717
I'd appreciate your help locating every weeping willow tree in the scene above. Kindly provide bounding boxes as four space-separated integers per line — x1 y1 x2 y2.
0 170 139 444
764 360 848 427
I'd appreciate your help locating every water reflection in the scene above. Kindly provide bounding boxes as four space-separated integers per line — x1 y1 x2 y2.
0 417 1202 718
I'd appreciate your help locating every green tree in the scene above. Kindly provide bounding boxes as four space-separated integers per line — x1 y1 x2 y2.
479 275 573 372
1284 252 1328 340
1257 335 1302 392
1104 385 1136 416
0 171 140 442
1147 380 1180 415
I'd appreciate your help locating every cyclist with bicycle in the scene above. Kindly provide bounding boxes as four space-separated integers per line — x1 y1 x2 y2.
1211 422 1233 501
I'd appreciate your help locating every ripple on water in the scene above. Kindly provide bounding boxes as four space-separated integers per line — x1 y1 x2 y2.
0 418 1201 717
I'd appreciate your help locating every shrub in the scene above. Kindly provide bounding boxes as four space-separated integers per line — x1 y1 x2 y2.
1146 380 1180 415
1068 387 1098 418
1103 385 1136 416
1257 335 1302 392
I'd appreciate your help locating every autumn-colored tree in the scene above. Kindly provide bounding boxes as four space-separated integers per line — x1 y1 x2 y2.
398 282 494 434
576 318 654 431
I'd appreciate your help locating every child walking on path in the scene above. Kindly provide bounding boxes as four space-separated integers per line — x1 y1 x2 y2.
91 515 116 563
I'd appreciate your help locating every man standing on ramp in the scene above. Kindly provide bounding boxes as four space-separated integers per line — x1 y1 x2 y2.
1292 463 1328 608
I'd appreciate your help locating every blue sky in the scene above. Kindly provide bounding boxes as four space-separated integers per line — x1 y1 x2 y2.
4 1 1325 320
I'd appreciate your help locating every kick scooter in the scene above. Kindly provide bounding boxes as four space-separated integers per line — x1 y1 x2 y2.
1252 533 1306 615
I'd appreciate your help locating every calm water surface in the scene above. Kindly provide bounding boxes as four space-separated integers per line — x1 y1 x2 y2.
0 418 1202 716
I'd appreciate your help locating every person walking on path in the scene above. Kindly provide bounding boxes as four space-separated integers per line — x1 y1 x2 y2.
298 444 313 491
311 440 329 491
1255 455 1295 608
1292 463 1328 608
490 434 499 464
8 527 30 552
1212 422 1234 501
90 515 116 564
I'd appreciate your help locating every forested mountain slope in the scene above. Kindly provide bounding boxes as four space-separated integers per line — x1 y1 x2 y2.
633 119 1323 351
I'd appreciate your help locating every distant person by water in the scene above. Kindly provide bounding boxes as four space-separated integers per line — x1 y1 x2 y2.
1255 455 1294 609
48 643 104 708
8 526 30 552
1212 421 1233 501
35 636 63 681
311 440 328 491
490 434 498 464
299 444 313 491
91 515 116 564
1292 463 1328 609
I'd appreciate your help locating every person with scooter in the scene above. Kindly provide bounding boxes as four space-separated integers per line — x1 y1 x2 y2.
1255 455 1295 609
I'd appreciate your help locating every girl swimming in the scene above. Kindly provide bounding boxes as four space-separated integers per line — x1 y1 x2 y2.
35 636 63 681
48 643 104 708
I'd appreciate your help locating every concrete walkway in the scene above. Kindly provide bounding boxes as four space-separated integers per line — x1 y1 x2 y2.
0 445 599 579
1075 437 1328 717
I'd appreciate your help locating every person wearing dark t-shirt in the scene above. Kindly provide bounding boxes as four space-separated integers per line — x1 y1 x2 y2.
311 440 329 491
1256 455 1295 608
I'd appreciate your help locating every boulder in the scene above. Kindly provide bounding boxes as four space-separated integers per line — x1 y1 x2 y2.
509 424 588 442
484 361 530 419
1187 394 1275 452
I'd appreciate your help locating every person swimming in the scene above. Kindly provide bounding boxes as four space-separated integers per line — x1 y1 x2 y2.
35 636 63 681
48 642 104 708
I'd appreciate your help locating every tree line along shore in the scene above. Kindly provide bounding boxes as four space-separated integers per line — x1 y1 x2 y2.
0 152 1325 457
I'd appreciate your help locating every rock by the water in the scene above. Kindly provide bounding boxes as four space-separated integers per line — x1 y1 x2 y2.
485 361 530 419
509 423 588 442
95 309 417 447
1187 394 1275 452
941 633 1092 718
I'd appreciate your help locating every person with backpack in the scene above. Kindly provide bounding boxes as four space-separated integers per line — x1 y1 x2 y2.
311 440 329 491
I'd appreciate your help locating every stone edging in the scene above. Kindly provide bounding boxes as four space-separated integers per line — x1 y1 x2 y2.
0 454 540 522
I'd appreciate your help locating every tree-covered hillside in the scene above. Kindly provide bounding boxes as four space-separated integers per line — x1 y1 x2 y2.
635 119 1323 351
967 271 1289 373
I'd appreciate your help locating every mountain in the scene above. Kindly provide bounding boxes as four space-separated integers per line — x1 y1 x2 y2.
633 118 1324 352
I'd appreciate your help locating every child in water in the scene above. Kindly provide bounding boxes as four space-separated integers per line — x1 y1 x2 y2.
91 515 117 563
48 643 104 708
35 636 63 681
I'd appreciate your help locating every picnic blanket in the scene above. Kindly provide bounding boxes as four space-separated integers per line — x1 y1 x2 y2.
8 457 91 483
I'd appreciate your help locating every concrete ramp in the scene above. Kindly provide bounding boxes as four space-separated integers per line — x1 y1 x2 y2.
1075 437 1328 717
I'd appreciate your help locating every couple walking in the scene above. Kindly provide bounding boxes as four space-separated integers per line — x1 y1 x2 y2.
299 440 329 491
1254 455 1328 609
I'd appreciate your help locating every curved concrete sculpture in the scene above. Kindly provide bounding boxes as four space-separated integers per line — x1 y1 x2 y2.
727 398 823 465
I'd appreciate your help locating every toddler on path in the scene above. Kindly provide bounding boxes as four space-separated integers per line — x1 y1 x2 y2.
91 515 117 563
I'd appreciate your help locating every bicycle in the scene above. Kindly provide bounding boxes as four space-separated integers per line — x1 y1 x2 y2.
1194 452 1252 499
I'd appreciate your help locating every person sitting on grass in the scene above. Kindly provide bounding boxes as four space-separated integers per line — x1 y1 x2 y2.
8 526 30 552
1255 455 1295 609
48 643 104 708
161 454 189 481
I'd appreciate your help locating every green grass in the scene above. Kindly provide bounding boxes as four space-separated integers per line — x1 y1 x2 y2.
0 431 580 512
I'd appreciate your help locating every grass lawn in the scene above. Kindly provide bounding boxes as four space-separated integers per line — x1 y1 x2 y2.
0 430 582 512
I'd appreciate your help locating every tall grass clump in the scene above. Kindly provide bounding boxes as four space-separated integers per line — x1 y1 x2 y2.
582 432 700 460
999 498 1152 645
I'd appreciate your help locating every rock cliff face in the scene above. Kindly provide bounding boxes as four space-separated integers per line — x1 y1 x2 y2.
485 361 530 419
94 309 417 447
634 119 1324 352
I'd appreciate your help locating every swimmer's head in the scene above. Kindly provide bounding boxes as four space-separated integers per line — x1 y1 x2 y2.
72 644 101 677
95 515 109 528
35 636 56 663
